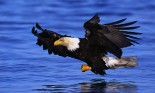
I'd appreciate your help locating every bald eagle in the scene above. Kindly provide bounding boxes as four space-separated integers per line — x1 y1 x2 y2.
32 14 141 75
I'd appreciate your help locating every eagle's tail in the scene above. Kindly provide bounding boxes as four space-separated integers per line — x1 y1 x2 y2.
102 56 138 69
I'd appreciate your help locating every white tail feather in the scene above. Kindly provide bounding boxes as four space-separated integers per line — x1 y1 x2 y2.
102 56 138 69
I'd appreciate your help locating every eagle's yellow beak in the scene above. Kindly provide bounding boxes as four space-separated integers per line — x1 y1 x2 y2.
54 40 61 46
81 64 92 72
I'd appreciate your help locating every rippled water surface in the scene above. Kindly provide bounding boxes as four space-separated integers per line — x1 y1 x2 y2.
0 0 155 93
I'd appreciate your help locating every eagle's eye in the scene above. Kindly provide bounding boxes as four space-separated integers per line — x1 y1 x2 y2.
53 34 57 37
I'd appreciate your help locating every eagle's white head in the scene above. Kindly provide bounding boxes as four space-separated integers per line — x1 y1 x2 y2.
54 37 80 51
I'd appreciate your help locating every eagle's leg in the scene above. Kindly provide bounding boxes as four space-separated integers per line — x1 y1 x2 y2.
81 64 92 72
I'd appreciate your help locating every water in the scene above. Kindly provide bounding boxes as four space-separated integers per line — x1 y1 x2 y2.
0 0 155 93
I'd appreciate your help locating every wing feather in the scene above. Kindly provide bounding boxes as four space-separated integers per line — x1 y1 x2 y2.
114 21 137 27
32 23 71 57
118 26 140 30
84 14 141 57
121 31 142 35
88 13 100 24
104 18 127 25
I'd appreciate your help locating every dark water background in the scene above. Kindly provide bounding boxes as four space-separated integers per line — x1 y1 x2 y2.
0 0 155 93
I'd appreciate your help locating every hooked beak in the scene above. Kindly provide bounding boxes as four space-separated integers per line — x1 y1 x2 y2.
54 40 61 46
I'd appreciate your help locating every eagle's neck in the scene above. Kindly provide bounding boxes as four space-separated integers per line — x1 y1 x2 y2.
65 37 80 51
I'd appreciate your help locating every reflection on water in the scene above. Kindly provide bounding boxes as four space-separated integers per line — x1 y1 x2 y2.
36 79 137 93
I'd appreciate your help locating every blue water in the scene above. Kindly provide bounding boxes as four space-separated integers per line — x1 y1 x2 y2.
0 0 155 93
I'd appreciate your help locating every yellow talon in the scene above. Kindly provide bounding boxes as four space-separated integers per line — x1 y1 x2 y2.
81 64 92 72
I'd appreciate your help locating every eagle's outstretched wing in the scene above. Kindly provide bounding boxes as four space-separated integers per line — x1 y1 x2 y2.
32 23 71 57
84 14 141 58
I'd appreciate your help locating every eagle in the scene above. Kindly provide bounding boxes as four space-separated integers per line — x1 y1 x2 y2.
32 14 141 75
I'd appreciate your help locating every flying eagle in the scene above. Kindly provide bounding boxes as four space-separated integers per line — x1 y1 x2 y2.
32 14 141 75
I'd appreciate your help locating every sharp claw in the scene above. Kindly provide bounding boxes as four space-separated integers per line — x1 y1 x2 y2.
81 64 91 72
